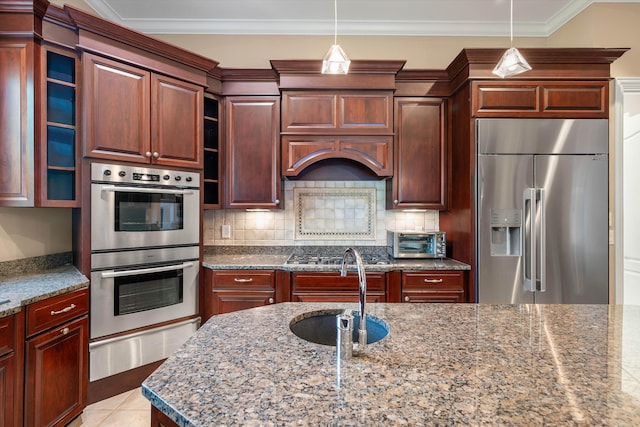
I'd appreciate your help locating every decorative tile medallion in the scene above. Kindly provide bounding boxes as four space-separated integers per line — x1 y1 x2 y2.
294 187 376 240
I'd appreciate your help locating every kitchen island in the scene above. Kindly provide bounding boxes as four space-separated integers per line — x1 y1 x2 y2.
143 303 640 426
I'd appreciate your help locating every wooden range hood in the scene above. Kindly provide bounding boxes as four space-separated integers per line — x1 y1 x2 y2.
272 60 406 180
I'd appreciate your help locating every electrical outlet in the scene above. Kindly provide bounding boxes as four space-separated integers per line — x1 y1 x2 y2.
221 224 231 239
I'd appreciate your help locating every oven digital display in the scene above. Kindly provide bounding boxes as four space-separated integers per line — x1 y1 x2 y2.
132 172 160 182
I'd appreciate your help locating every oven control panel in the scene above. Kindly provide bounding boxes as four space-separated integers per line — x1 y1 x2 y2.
91 162 200 188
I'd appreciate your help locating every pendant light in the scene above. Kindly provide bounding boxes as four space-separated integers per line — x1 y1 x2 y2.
492 0 531 78
322 0 350 74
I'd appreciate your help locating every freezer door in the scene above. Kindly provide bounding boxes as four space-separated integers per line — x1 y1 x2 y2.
534 154 609 303
477 154 534 303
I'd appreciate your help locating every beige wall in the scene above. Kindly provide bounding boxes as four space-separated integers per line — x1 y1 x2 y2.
0 208 72 262
3 1 638 262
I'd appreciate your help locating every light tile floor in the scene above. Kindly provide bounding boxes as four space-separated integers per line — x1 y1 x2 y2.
66 388 149 427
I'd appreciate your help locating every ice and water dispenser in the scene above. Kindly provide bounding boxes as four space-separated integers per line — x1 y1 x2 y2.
490 209 522 256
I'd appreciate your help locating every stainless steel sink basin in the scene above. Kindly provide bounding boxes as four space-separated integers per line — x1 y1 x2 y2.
289 309 389 346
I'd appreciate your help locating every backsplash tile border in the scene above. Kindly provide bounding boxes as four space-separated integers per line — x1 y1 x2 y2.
294 187 376 240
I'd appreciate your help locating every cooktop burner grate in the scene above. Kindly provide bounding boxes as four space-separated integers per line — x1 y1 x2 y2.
285 253 390 266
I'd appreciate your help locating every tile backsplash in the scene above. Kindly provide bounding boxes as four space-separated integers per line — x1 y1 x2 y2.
203 180 439 247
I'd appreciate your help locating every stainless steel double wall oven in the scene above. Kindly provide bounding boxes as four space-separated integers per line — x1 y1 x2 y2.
89 162 200 382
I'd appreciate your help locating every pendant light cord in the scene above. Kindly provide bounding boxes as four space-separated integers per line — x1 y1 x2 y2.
510 0 514 46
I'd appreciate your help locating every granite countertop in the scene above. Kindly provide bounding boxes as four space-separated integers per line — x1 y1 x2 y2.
0 253 89 318
143 303 640 426
202 247 470 272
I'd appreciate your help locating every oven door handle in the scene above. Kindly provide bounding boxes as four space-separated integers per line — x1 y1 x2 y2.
100 261 197 279
100 185 194 196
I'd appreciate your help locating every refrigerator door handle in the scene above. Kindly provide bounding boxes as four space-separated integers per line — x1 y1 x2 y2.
537 188 546 292
523 188 537 292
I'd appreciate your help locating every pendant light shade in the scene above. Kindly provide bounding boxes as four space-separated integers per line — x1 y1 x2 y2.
493 47 531 78
322 0 350 74
492 0 531 78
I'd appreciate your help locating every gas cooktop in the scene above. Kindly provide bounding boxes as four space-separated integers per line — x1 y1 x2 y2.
285 253 391 266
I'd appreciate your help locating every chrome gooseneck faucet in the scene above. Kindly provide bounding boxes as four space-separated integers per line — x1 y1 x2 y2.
340 247 367 351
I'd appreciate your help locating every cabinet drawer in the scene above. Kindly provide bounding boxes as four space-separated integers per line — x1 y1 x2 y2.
0 315 15 357
292 272 386 292
26 288 89 338
212 270 275 290
402 271 463 291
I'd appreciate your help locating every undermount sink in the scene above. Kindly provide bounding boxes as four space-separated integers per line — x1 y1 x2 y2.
289 309 389 346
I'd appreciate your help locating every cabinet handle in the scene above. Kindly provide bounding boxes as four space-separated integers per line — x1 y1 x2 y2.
60 327 70 335
233 278 253 283
268 298 274 304
153 152 159 158
51 303 76 316
145 151 152 158
404 296 410 302
424 278 444 284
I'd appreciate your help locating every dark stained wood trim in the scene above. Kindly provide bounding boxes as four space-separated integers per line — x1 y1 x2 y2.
43 2 75 29
271 59 406 75
64 5 218 73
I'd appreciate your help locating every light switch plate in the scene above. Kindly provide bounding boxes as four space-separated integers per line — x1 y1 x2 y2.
221 224 231 239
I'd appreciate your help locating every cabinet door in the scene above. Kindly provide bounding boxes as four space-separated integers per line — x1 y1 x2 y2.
0 352 17 427
151 74 203 168
83 53 151 163
225 97 281 209
24 315 88 427
388 98 447 210
0 42 34 206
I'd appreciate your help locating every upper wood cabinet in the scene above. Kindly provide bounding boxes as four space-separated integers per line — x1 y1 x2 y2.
225 97 281 209
281 91 393 134
387 97 448 210
472 80 609 118
83 53 204 168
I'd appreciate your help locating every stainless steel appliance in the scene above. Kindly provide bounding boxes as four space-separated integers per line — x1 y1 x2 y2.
89 163 201 382
476 118 609 303
91 162 200 251
387 230 446 259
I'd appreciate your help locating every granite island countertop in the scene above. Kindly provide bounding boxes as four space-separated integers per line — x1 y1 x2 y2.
142 303 640 426
0 253 89 318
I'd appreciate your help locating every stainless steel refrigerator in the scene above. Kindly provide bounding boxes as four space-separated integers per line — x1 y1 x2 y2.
476 118 609 304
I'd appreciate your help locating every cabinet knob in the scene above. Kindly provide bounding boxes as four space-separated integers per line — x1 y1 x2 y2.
153 152 159 158
145 151 152 158
275 199 280 205
394 200 399 204
268 298 274 304
404 296 410 302
60 327 70 335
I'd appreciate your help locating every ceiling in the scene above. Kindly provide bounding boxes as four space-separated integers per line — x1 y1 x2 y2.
84 0 639 37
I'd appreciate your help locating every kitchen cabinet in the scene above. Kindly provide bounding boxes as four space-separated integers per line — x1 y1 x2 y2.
205 269 276 318
401 271 464 303
472 80 608 118
83 52 204 169
281 91 393 135
24 288 88 427
387 98 448 210
203 93 222 208
291 272 386 302
0 3 82 208
225 97 281 209
0 314 21 426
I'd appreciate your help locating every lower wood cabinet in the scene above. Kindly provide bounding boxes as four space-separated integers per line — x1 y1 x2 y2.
24 288 89 427
291 272 386 303
401 271 465 303
205 270 276 318
0 313 20 426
